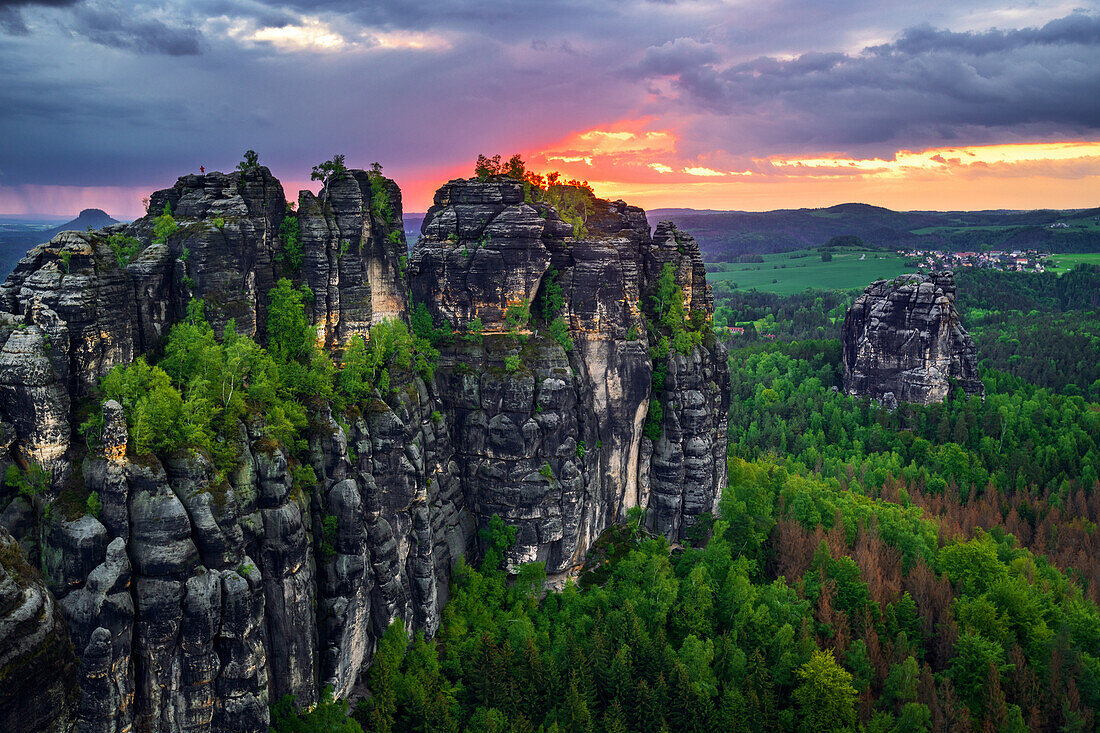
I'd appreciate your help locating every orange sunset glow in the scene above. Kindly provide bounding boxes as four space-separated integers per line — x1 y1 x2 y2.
473 123 1100 214
5 135 1097 221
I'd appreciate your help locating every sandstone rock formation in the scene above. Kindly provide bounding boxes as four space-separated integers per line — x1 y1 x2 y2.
842 271 984 406
0 169 727 731
411 177 729 568
0 527 79 733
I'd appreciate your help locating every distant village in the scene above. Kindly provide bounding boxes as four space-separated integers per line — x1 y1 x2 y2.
898 248 1051 273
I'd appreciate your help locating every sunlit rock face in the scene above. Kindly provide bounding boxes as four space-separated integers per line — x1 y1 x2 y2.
411 177 729 572
0 170 727 731
842 271 984 406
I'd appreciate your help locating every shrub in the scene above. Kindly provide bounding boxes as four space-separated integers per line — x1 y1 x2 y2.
466 317 484 342
504 354 521 373
643 399 663 440
101 357 189 456
237 150 260 172
292 463 318 493
320 514 339 557
311 154 347 184
152 202 177 244
86 491 102 518
4 463 50 501
271 686 361 733
107 233 142 266
278 210 302 272
504 302 530 332
546 317 571 352
267 279 314 362
539 268 565 320
367 168 394 225
337 319 416 401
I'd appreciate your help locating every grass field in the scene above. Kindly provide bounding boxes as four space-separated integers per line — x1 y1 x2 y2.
1048 253 1100 271
706 248 915 294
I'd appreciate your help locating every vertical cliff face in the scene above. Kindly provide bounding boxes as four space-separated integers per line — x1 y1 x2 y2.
0 169 726 731
0 527 79 733
410 177 729 571
297 170 409 349
842 271 984 406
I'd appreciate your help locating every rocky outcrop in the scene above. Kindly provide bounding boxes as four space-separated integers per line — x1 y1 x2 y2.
411 177 728 570
0 528 79 732
842 271 984 406
297 169 409 349
0 169 726 732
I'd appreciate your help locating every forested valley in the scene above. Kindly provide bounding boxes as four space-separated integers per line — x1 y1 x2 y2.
267 266 1100 733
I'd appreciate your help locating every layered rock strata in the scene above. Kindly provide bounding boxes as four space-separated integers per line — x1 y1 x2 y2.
410 177 729 570
842 271 984 406
0 170 726 731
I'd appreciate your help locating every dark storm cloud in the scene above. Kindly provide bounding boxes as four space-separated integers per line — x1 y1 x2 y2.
69 2 202 55
637 37 719 76
0 0 78 33
636 11 1100 153
1 0 1099 199
880 13 1100 56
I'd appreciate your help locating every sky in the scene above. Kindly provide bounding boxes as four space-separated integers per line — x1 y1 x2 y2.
0 0 1098 218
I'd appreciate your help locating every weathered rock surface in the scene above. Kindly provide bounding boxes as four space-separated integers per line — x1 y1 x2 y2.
842 271 984 405
0 527 79 732
297 169 409 349
0 170 727 731
411 177 729 570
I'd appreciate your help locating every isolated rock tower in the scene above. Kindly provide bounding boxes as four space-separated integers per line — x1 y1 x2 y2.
842 271 984 406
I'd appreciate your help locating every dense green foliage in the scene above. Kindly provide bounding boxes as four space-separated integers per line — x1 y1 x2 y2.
538 268 573 353
92 295 320 472
339 320 416 399
85 279 440 481
728 344 1099 497
955 265 1100 313
278 205 302 272
106 232 143 267
312 154 348 184
152 202 177 244
271 686 362 733
711 287 854 340
954 266 1100 396
267 260 1100 732
281 444 1100 733
650 262 708 356
966 310 1100 398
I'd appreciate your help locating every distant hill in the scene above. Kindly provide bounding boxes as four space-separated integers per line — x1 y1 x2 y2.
647 203 1100 260
43 209 118 240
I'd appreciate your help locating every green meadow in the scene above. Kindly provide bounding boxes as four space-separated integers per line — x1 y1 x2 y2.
706 248 915 294
1048 252 1100 270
